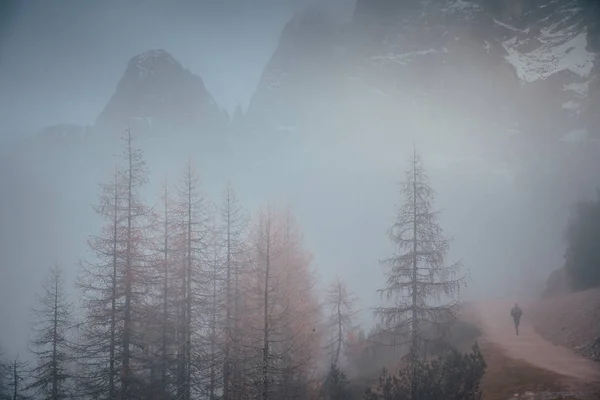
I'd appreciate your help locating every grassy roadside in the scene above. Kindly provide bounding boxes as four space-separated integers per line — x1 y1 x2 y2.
478 339 598 400
351 314 599 400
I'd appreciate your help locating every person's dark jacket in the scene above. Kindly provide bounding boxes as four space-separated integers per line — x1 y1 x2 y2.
511 306 523 320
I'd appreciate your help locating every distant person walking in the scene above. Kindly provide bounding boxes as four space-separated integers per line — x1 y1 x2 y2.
511 303 523 335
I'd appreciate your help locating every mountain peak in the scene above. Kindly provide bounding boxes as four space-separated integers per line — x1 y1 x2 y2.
95 49 226 136
130 49 177 64
127 49 180 80
282 6 336 43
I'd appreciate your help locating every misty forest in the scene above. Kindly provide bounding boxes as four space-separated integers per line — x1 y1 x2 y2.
1 1 600 400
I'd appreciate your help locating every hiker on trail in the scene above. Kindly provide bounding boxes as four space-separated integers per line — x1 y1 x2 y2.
511 303 523 335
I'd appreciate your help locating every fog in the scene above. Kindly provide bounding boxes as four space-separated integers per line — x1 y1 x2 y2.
1 0 599 367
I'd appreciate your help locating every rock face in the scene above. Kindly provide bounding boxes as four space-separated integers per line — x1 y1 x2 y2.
245 8 340 135
542 267 572 298
95 49 227 137
246 0 599 160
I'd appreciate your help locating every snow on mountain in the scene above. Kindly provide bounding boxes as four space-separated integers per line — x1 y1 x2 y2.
442 0 482 16
500 4 595 84
563 81 590 98
370 48 438 66
244 0 599 162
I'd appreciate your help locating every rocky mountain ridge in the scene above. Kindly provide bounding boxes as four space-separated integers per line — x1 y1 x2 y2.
95 48 228 138
37 49 228 145
35 0 600 164
247 0 599 160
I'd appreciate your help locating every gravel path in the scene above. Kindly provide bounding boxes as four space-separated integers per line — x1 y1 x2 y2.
470 299 600 383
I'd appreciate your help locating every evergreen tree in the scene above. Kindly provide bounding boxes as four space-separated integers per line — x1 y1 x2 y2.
217 183 249 400
118 128 154 400
273 209 321 400
203 230 225 400
325 276 358 368
374 148 465 399
77 129 153 399
364 343 485 400
242 207 322 400
173 159 212 400
28 265 73 400
323 364 350 400
76 167 125 399
144 179 179 398
0 349 10 400
7 357 29 400
158 180 178 396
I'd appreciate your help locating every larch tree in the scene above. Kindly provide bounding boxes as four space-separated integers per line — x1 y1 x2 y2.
202 229 225 400
77 129 153 400
115 128 159 399
7 356 28 400
28 265 73 400
217 182 249 400
173 159 212 400
325 276 358 369
374 148 465 399
275 209 321 400
244 206 283 400
243 207 322 400
0 348 10 400
146 179 178 397
76 166 126 399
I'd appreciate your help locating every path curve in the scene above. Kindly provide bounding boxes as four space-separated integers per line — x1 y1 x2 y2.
467 299 600 383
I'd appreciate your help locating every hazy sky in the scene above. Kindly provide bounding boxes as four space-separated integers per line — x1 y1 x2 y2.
0 0 354 136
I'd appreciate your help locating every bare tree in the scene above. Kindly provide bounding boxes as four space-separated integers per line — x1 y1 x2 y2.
145 179 179 397
0 348 11 400
77 129 153 400
173 159 211 400
217 183 249 400
259 207 279 400
242 207 322 400
374 148 465 399
7 356 28 400
28 265 73 400
76 166 126 399
159 180 175 394
275 209 322 400
119 128 153 400
241 206 283 400
201 230 225 400
325 276 358 368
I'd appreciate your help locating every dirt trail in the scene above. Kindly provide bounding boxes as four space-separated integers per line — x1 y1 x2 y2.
468 299 600 383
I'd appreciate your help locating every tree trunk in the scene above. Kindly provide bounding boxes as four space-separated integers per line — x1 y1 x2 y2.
185 172 192 400
52 275 59 400
121 129 133 400
210 262 218 400
335 287 342 367
161 183 169 392
262 221 271 400
411 148 419 400
12 361 17 400
109 168 119 400
177 230 186 400
223 202 232 400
